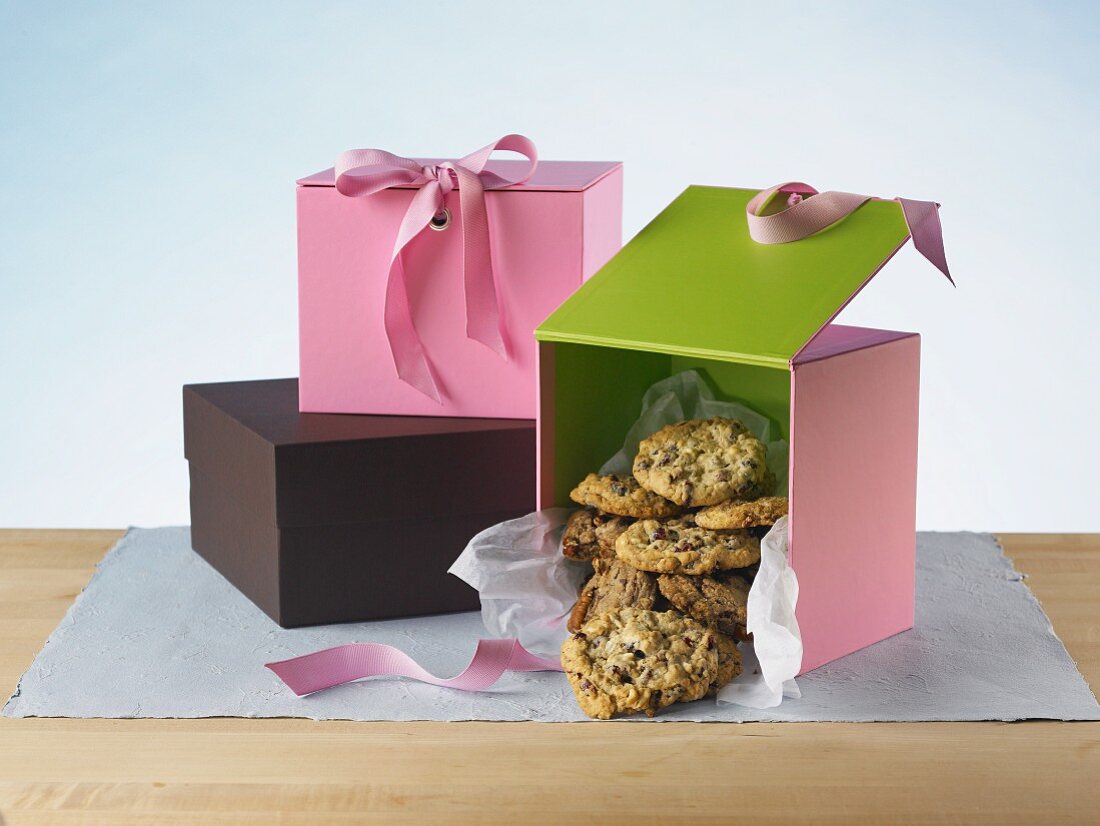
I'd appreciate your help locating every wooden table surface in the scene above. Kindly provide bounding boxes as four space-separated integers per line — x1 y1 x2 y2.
0 530 1097 824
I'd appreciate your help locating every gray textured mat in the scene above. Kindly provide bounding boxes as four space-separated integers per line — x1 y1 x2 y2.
4 528 1098 722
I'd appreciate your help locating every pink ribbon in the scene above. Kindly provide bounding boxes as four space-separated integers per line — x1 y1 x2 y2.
265 638 562 697
745 182 954 285
335 135 539 403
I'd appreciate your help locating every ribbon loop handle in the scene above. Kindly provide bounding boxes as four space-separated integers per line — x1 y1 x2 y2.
334 135 539 403
746 181 953 285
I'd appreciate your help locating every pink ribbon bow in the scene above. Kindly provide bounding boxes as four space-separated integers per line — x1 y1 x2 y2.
334 135 539 403
745 182 954 285
266 638 562 697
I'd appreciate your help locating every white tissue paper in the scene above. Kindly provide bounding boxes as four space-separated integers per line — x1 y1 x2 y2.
715 516 802 708
448 370 803 709
447 508 587 657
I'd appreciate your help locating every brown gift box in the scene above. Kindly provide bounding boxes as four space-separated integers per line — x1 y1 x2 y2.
182 378 535 627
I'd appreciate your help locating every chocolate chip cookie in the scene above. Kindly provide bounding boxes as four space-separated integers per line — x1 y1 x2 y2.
561 508 633 562
567 558 659 633
695 496 788 530
615 518 761 575
569 473 681 519
747 469 778 498
632 417 769 506
657 572 751 636
709 631 743 694
561 607 719 719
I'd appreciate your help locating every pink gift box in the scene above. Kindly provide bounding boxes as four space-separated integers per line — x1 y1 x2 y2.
296 153 622 418
536 182 951 675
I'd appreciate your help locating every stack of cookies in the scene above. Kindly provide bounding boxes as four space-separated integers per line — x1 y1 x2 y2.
559 416 788 719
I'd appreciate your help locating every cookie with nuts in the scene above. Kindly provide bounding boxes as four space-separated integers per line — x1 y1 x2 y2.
657 572 751 637
709 630 743 695
567 558 659 633
695 496 788 530
569 473 681 519
560 607 719 719
561 507 633 562
633 417 769 507
615 517 760 575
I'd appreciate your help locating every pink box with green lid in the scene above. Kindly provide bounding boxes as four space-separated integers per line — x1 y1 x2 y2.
535 183 951 674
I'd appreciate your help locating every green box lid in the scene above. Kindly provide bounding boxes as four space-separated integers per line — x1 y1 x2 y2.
536 185 912 368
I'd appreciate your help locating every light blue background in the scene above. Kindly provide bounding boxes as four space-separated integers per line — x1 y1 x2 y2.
1 2 1097 530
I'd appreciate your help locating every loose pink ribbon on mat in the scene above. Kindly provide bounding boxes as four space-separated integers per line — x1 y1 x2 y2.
745 182 954 285
334 135 539 403
266 639 562 697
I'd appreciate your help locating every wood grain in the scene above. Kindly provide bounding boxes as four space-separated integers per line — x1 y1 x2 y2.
0 530 1096 825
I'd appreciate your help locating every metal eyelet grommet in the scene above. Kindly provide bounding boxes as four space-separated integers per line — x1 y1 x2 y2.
429 208 451 231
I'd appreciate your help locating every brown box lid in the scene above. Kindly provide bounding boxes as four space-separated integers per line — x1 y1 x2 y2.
183 378 536 527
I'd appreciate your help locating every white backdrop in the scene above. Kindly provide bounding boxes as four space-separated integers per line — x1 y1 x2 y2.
1 2 1097 530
